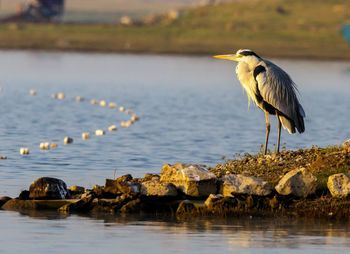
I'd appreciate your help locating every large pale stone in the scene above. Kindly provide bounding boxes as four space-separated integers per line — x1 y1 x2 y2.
29 177 69 200
220 174 272 196
275 168 317 197
160 163 217 197
140 180 178 197
327 173 350 198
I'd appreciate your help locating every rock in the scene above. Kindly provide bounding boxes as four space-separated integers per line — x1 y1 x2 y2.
29 177 69 200
327 173 350 198
342 139 350 153
0 196 12 208
120 199 142 214
116 174 133 182
104 177 140 196
68 185 85 195
2 199 72 211
204 194 224 210
220 174 272 196
58 194 95 213
275 168 317 197
143 173 160 182
204 194 238 213
160 163 217 197
140 180 178 197
342 139 350 149
18 190 30 200
0 154 7 160
176 200 198 217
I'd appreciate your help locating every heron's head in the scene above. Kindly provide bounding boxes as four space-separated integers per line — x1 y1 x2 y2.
213 49 261 63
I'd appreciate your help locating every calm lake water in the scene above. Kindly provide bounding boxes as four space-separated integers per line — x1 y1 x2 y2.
0 50 349 253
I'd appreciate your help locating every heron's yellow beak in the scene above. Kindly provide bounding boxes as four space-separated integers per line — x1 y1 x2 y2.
213 54 240 61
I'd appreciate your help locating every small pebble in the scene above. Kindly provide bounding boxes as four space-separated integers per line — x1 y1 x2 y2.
64 136 74 144
100 100 107 107
109 102 117 108
119 106 125 112
95 129 105 136
39 142 50 150
108 125 118 132
29 89 37 96
20 148 30 155
82 132 90 140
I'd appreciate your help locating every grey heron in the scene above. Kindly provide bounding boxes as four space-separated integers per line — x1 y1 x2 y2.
214 49 305 154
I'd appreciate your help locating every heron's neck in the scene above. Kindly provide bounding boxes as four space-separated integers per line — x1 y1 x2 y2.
242 56 261 69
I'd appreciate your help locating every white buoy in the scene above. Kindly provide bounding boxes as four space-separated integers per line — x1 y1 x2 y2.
120 120 132 128
109 102 117 109
29 89 37 96
82 132 90 140
39 142 50 150
20 148 30 155
131 114 140 122
90 99 98 105
108 125 118 132
75 96 84 102
50 143 58 149
100 100 107 107
119 106 125 112
95 129 105 136
64 136 74 144
57 92 65 100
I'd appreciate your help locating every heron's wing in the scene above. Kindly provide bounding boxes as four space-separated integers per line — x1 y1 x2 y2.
255 60 305 132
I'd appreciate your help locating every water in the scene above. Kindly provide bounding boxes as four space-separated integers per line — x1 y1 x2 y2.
0 50 349 253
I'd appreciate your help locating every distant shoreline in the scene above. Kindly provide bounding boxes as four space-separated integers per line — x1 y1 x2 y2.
0 23 349 61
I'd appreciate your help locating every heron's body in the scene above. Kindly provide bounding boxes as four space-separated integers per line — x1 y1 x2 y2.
214 49 305 154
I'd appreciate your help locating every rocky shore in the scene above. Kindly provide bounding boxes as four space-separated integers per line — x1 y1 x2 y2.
1 140 350 220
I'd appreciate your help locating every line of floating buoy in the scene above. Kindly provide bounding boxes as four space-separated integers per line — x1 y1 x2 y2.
15 90 141 156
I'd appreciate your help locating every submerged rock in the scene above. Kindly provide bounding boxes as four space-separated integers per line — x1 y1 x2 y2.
140 180 178 197
59 193 95 213
29 177 69 200
0 196 12 208
120 199 142 214
176 200 197 217
327 173 350 198
275 168 317 197
160 163 217 197
220 174 272 196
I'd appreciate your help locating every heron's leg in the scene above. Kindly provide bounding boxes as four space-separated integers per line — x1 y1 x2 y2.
264 111 270 155
276 114 282 153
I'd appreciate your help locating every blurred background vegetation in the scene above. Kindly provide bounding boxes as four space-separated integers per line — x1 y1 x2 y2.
0 0 349 59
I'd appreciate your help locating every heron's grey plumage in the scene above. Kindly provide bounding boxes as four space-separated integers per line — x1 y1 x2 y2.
216 48 306 154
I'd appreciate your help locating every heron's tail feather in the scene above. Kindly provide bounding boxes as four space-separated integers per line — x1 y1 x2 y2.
295 103 305 133
278 115 296 134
